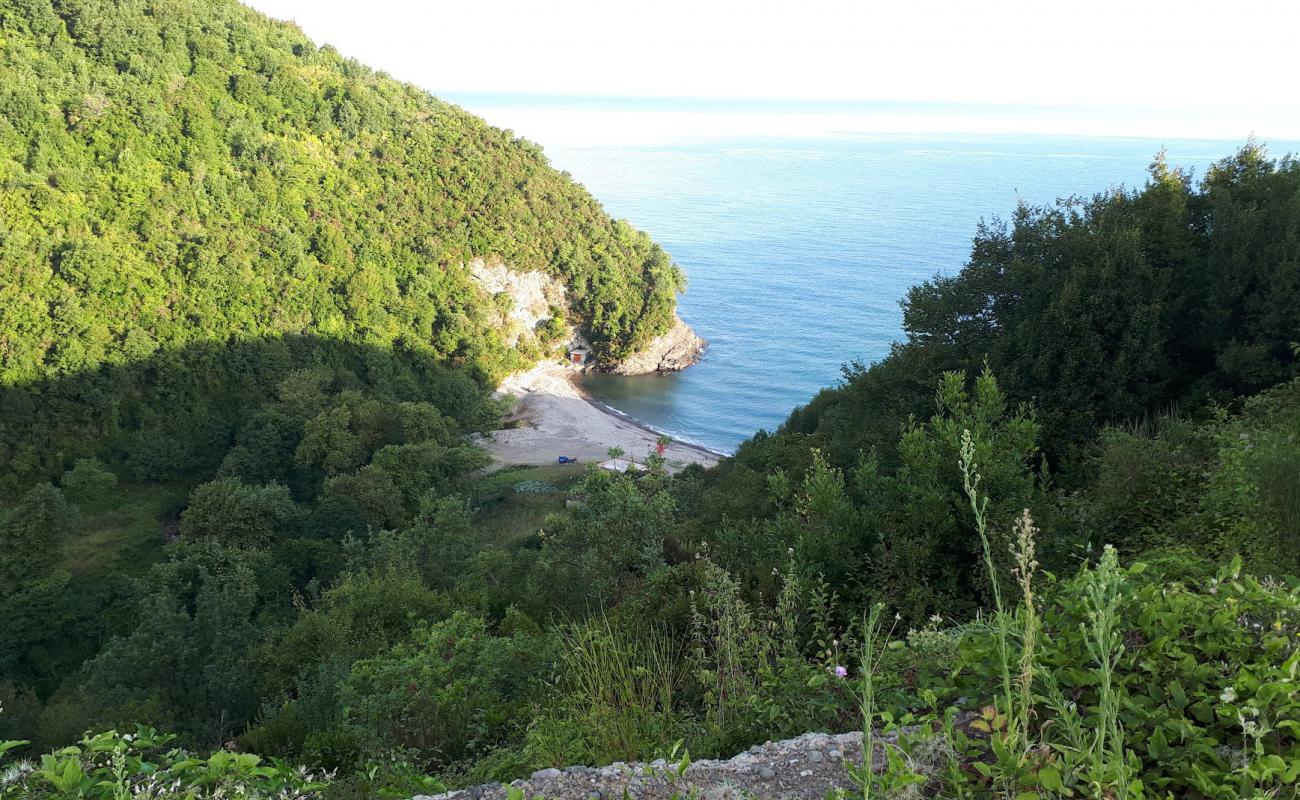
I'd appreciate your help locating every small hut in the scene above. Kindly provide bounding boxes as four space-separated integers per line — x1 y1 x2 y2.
567 346 591 367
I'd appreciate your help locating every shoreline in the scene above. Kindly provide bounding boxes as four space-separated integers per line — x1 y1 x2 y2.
475 362 725 472
567 374 731 461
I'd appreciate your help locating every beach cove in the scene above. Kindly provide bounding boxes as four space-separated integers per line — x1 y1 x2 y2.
475 362 722 472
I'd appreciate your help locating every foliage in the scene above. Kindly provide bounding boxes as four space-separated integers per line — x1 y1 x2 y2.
0 0 685 491
1070 378 1300 574
525 618 689 768
341 612 555 771
182 477 299 548
0 38 1296 795
781 144 1299 468
77 540 271 744
868 548 1300 799
0 727 324 798
530 464 677 614
59 459 118 505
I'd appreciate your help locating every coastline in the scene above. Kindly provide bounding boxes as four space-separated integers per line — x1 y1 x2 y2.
572 380 730 461
474 362 724 472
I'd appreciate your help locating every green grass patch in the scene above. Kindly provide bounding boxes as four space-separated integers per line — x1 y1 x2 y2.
470 463 586 544
63 482 191 581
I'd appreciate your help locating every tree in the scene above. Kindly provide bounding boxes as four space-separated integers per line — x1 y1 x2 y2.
181 478 298 548
341 613 555 767
81 541 269 745
60 459 117 505
857 368 1043 621
0 483 72 592
533 468 677 614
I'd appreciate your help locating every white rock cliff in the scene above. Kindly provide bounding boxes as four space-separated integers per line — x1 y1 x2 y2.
470 260 704 374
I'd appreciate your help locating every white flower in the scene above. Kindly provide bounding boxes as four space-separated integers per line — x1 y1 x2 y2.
1220 686 1237 703
1237 713 1260 737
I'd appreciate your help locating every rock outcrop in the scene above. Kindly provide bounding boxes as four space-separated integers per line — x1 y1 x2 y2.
412 728 940 800
470 259 704 374
469 259 566 347
606 317 706 375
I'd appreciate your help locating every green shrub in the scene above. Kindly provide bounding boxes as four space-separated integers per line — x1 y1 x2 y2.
0 728 324 799
59 459 118 505
934 556 1300 798
341 612 556 769
181 477 300 548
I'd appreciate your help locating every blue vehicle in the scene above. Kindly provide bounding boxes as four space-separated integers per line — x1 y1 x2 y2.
557 456 577 464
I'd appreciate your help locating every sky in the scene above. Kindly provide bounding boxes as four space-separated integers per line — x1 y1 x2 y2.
242 0 1300 142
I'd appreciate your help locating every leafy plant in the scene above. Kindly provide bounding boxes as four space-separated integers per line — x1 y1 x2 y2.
1 728 325 799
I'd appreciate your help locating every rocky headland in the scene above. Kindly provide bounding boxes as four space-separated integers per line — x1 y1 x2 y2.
470 260 704 375
604 317 706 375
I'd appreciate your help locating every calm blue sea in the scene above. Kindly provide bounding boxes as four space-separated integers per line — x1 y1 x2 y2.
452 98 1297 453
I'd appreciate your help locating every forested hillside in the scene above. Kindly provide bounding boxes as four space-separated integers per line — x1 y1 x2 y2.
0 0 682 489
0 0 1297 794
779 147 1300 466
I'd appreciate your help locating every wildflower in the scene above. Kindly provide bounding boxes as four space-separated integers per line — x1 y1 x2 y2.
1237 713 1260 737
834 665 848 678
1220 686 1237 703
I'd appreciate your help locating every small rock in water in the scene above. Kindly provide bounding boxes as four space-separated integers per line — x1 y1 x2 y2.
759 767 777 780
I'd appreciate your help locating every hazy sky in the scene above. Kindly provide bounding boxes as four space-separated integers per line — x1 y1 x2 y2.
242 0 1300 141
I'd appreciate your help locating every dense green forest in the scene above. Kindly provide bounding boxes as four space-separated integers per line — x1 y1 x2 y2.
0 0 683 491
2 1 1299 798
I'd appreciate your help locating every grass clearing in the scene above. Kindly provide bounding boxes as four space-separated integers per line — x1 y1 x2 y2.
63 482 191 580
470 462 586 544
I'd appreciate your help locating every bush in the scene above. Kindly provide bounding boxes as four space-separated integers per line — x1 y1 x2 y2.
181 478 299 547
875 554 1300 799
341 613 557 769
59 459 118 505
0 728 325 799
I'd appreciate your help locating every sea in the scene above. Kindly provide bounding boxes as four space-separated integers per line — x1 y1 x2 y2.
453 95 1299 455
